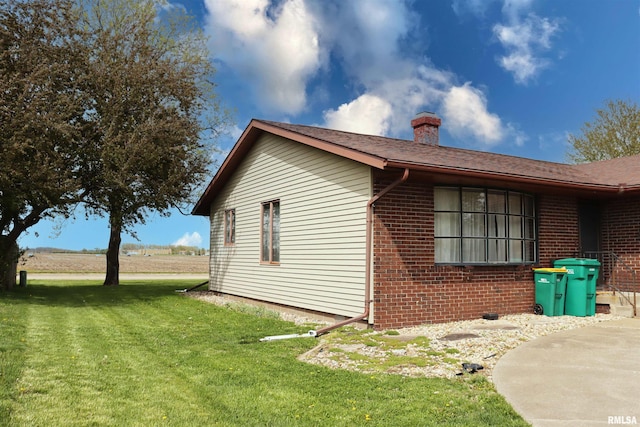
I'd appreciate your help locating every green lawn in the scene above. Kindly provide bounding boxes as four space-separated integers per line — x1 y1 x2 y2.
0 281 528 426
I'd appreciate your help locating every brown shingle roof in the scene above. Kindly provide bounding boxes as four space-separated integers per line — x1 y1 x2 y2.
192 119 640 215
571 155 640 187
261 120 640 188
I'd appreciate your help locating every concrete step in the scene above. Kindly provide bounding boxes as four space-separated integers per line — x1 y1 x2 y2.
596 291 637 318
610 304 635 317
596 292 618 305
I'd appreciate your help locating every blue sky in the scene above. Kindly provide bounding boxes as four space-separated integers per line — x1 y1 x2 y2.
19 0 640 251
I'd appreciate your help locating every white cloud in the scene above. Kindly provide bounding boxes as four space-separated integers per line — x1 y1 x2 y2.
452 0 498 17
229 125 244 142
313 1 440 137
312 0 416 86
172 232 202 247
321 70 520 149
203 0 321 115
493 7 561 84
500 0 535 21
321 66 452 137
323 94 392 136
311 2 521 147
506 123 528 147
442 83 504 145
452 0 562 85
204 0 522 147
441 83 528 149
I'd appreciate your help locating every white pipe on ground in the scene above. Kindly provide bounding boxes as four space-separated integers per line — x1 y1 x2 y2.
259 330 317 342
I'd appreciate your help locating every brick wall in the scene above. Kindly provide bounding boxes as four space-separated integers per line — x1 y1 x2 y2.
601 195 640 292
537 193 580 265
371 173 581 329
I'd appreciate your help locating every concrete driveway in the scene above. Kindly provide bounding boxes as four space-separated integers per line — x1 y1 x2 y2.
493 318 640 427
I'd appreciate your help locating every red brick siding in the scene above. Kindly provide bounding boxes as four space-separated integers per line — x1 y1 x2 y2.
371 173 581 329
411 114 441 145
537 194 580 265
601 195 640 292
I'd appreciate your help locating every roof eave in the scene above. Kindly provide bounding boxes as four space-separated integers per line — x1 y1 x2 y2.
617 185 640 195
384 160 626 193
253 120 388 169
192 122 260 216
191 120 388 216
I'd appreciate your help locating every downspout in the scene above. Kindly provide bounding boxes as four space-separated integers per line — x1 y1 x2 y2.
312 168 410 336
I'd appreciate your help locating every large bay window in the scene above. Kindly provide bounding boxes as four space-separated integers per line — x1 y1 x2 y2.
434 187 536 264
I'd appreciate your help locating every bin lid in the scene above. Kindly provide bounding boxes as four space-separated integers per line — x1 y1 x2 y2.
533 268 567 273
553 258 601 266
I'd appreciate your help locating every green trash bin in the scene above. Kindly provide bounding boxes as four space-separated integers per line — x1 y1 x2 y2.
553 258 600 317
534 268 567 316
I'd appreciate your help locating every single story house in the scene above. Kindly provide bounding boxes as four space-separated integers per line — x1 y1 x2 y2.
192 114 640 330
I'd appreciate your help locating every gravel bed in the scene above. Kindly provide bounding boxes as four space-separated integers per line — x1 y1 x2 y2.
188 292 622 380
300 313 623 380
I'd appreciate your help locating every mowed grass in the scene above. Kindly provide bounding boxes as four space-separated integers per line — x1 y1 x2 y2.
0 281 528 426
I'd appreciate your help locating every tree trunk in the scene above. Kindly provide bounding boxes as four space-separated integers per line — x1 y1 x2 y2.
0 238 18 290
104 216 122 286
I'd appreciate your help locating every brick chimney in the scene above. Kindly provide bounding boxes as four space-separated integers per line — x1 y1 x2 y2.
411 112 441 145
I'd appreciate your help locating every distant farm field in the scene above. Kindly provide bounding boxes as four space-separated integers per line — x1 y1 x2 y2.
20 252 209 274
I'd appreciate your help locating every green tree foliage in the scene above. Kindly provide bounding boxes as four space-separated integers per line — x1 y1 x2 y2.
79 0 228 285
0 0 88 289
567 99 640 163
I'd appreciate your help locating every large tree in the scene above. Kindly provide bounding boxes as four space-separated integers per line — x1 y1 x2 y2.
567 99 640 163
0 0 88 289
80 0 226 286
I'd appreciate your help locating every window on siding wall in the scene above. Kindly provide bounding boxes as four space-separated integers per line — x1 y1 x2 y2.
224 209 235 245
434 187 536 264
261 200 280 263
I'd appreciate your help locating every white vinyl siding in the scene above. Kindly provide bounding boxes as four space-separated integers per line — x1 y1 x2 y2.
208 134 371 318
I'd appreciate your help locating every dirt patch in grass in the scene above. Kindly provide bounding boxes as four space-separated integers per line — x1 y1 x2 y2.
19 253 208 274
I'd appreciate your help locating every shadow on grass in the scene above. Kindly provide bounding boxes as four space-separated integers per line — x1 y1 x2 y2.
2 280 200 308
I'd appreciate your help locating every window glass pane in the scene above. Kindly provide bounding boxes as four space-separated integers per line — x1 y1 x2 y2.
261 204 270 262
509 240 523 262
435 238 460 263
272 202 280 262
434 187 459 211
488 214 506 237
434 186 536 264
463 238 486 263
524 195 535 216
524 218 535 239
509 192 522 214
225 209 235 244
524 240 536 262
462 213 485 237
230 211 235 243
435 213 460 237
224 211 230 243
509 216 522 238
487 190 506 213
462 189 485 212
488 239 507 262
